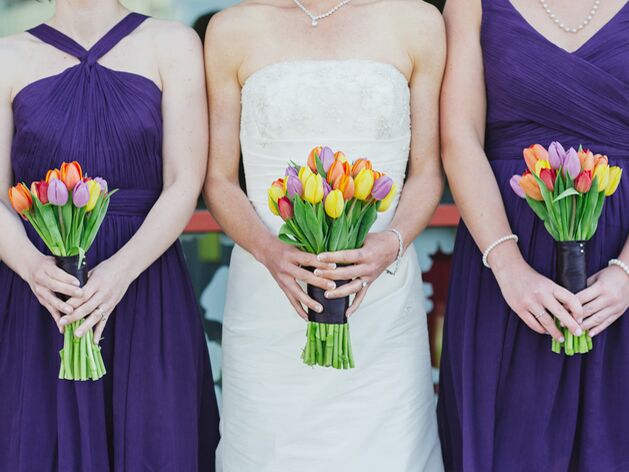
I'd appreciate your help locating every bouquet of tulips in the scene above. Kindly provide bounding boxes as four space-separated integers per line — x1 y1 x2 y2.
268 146 397 369
510 143 622 355
8 161 116 380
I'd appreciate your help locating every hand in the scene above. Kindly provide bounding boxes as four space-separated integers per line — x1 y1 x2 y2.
316 231 400 316
61 257 133 342
24 254 83 333
493 259 584 341
578 266 629 337
260 238 337 320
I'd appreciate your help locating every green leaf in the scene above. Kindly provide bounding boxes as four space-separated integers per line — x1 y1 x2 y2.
292 198 318 252
315 155 327 181
304 202 324 252
355 204 378 248
327 213 346 252
553 188 580 204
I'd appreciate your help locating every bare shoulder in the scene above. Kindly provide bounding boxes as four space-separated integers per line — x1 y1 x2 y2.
381 0 445 43
204 1 272 52
142 17 202 56
0 33 36 90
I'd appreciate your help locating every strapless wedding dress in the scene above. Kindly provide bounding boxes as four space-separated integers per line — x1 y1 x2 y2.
217 60 443 472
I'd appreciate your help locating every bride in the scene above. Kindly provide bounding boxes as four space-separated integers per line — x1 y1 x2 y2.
204 1 445 470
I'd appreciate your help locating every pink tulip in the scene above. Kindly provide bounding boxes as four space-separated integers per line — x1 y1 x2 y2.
547 141 565 169
47 178 68 206
371 176 394 201
286 175 303 198
93 177 108 193
72 181 90 208
562 147 581 179
510 175 526 198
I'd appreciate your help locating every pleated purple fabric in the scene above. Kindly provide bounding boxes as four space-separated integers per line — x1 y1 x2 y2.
0 13 219 471
438 2 629 471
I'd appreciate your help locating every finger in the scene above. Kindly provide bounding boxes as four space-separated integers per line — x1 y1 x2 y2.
325 279 365 299
40 277 83 299
75 311 102 338
39 288 74 315
66 282 98 309
529 309 564 341
45 265 81 286
44 304 64 334
281 285 308 320
553 286 585 322
543 296 583 336
520 311 546 335
576 283 601 306
290 281 323 314
586 271 601 286
582 296 608 321
293 267 336 291
346 288 368 317
294 252 336 271
589 310 619 337
94 319 107 344
314 264 369 281
317 249 364 265
582 307 616 332
60 294 102 326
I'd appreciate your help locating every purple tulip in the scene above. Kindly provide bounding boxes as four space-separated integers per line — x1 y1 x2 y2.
547 141 565 169
509 175 526 198
72 181 90 208
320 147 335 172
286 175 303 198
563 147 581 179
323 180 332 198
47 178 68 206
285 166 298 178
93 177 108 193
371 176 394 201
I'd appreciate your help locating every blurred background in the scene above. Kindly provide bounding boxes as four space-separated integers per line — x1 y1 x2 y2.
1 0 453 405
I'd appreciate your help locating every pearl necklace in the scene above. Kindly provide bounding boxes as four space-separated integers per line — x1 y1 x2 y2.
292 0 352 27
539 0 601 33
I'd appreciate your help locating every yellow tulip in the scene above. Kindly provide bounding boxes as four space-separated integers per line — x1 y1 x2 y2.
354 168 375 200
85 180 102 212
605 167 622 196
303 173 324 204
268 196 279 216
378 183 398 212
534 159 551 176
299 166 314 186
593 163 610 192
324 190 345 219
268 185 285 204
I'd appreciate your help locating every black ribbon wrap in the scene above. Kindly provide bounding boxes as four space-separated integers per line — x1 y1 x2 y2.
307 280 350 324
55 255 88 301
555 241 587 294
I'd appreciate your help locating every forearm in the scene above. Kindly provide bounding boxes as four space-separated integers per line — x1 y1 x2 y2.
0 202 42 280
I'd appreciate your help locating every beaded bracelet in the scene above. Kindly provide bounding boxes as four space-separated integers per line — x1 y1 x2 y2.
482 234 519 269
609 259 629 277
386 228 404 276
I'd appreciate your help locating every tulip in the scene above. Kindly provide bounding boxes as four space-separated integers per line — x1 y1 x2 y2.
371 175 394 201
324 190 345 219
8 183 33 217
534 159 551 176
332 174 355 200
303 173 324 204
351 158 372 177
72 181 90 208
593 154 608 170
268 185 285 204
60 161 83 191
547 142 565 169
519 172 543 201
354 168 375 200
592 163 610 192
509 175 526 198
278 196 294 221
372 171 384 180
46 168 61 182
574 171 592 193
299 166 314 186
323 180 332 198
320 147 335 172
93 177 108 193
326 159 350 184
562 148 581 179
539 168 556 191
578 148 595 171
378 183 398 212
334 151 348 163
268 196 279 216
85 180 102 212
30 180 49 204
285 175 303 198
47 178 69 206
523 144 548 173
605 167 622 196
272 178 285 190
307 146 323 172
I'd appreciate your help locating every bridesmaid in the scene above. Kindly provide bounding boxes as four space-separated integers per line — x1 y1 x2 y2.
0 1 219 470
438 0 629 470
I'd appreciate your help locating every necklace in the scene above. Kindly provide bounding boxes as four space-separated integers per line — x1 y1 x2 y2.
539 0 601 33
292 0 352 27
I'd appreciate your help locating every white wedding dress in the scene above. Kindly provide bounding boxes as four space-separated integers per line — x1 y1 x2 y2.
218 60 443 472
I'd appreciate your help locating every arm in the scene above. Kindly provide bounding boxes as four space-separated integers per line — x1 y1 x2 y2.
62 24 210 341
440 0 582 339
318 4 446 315
202 11 334 320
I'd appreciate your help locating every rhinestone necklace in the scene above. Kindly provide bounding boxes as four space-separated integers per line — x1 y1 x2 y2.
292 0 352 27
539 0 601 33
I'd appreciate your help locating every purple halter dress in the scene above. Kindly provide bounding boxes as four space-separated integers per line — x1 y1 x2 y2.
0 13 219 471
438 2 629 471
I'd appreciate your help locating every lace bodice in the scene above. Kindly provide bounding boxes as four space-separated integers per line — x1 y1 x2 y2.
240 59 411 234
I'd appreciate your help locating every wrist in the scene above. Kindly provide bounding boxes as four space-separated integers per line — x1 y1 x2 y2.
488 241 525 276
106 252 140 284
253 232 278 266
16 246 46 283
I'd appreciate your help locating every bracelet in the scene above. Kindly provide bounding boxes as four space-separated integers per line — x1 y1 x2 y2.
609 259 629 277
482 234 519 268
386 228 404 276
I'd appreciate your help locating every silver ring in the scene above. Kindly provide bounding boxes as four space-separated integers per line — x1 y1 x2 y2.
361 280 369 288
95 307 106 321
534 311 545 320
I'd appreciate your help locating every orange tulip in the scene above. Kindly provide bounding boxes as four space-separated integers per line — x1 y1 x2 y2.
523 144 549 173
519 172 543 201
60 161 83 191
593 154 608 169
8 183 33 218
327 159 350 184
334 151 348 163
333 174 355 200
351 158 372 177
46 168 61 182
578 148 595 171
307 146 323 172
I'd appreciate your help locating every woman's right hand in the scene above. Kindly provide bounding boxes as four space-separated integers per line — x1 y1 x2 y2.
493 258 584 342
24 254 82 333
259 239 337 320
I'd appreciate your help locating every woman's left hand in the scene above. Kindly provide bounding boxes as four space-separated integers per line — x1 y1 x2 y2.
60 257 134 343
578 265 629 337
316 231 400 316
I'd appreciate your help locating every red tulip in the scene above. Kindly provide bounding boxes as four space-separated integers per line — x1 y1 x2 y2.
539 168 556 191
574 170 592 193
60 161 83 191
30 180 49 204
8 183 33 218
277 196 293 221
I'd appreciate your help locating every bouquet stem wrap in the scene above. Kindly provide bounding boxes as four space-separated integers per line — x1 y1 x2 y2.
552 242 593 355
56 256 106 380
302 280 355 369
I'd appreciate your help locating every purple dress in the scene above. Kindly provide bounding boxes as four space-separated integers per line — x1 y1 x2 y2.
0 13 219 471
438 2 629 471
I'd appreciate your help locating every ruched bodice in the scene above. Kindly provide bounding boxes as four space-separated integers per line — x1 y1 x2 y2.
240 59 411 234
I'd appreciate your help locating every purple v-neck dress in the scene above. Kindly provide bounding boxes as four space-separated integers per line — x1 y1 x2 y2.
438 1 629 471
0 13 219 471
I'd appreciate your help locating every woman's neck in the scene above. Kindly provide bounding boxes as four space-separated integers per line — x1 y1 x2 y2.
50 0 128 46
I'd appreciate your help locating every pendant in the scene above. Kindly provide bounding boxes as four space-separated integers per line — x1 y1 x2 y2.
311 19 318 26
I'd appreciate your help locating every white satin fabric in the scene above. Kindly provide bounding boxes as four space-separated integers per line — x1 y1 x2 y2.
218 60 443 472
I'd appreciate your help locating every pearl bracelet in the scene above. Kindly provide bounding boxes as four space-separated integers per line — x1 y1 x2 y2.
482 234 519 269
609 259 629 277
386 228 404 276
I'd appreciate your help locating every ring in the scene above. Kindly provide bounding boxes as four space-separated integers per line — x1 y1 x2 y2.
95 307 106 321
534 311 545 320
361 280 369 288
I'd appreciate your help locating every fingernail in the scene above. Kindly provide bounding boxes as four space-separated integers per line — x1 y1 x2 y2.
575 328 583 336
317 254 327 261
316 305 323 313
314 269 322 277
328 263 336 270
60 318 68 325
324 292 331 299
73 280 80 286
327 282 336 290
75 330 82 337
578 318 584 324
559 337 565 343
